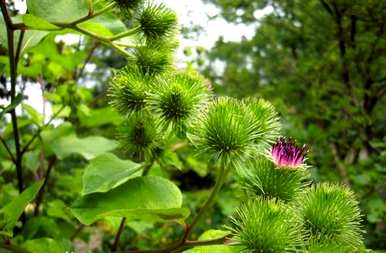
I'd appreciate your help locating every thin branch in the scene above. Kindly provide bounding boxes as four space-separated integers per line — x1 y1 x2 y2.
75 41 99 79
70 224 85 240
111 218 127 252
1 0 24 193
0 135 16 163
34 156 57 216
319 0 334 16
21 105 65 154
109 26 141 41
15 31 25 65
0 0 13 28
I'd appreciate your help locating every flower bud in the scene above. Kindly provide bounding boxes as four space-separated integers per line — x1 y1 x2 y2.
271 138 307 168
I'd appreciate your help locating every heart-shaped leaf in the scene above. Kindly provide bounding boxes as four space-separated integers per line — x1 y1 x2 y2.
71 176 189 225
81 153 142 195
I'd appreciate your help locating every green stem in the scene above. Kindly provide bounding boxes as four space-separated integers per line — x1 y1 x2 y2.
109 26 140 41
34 156 57 216
111 217 127 252
126 165 229 253
1 0 23 193
185 166 228 239
0 135 16 163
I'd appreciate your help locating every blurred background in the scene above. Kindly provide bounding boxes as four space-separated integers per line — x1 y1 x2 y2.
1 0 385 251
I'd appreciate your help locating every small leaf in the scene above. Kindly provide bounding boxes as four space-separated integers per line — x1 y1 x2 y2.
22 103 43 125
22 14 60 30
0 181 43 234
22 238 65 253
183 230 236 253
71 176 189 225
81 153 142 195
77 21 113 37
0 94 23 118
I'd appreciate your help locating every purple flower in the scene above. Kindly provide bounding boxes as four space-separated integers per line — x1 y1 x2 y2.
271 138 307 168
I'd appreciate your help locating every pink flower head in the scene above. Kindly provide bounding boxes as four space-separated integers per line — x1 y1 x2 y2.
271 138 307 168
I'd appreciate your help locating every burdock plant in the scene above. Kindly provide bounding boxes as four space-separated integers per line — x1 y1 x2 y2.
0 0 366 252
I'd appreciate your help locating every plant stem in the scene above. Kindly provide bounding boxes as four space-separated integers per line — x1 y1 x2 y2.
34 156 57 216
185 166 228 239
109 26 140 41
111 217 127 252
126 166 229 253
0 135 16 163
112 160 155 251
21 105 65 154
1 0 24 193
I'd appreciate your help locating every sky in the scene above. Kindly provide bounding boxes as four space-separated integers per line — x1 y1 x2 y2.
5 0 271 117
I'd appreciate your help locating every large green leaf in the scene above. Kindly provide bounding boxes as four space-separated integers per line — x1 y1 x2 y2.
71 176 189 225
81 153 142 195
45 133 118 160
22 238 65 253
0 181 43 234
27 0 89 23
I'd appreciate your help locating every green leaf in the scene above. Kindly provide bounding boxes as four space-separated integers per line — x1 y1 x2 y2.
183 230 234 253
0 181 43 234
90 11 127 34
1 14 47 52
22 14 60 30
0 94 23 118
183 230 236 253
22 103 43 125
47 200 73 223
81 153 142 195
19 30 49 53
22 238 65 253
27 0 89 23
78 21 113 37
79 106 123 127
71 176 189 225
47 133 118 160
